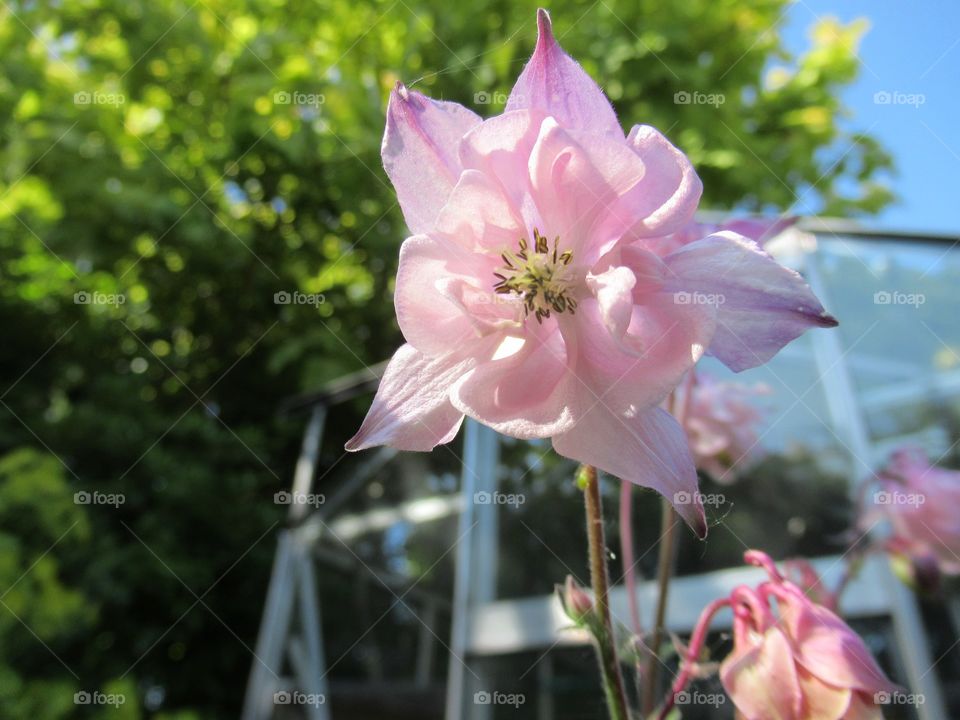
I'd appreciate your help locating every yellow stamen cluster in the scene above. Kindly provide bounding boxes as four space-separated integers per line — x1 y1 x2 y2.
493 229 577 323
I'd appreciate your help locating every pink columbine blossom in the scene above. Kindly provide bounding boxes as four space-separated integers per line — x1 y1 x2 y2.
684 373 770 483
666 551 895 720
346 9 837 536
863 447 960 576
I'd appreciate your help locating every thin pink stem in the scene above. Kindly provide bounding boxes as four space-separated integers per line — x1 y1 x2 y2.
744 550 784 583
832 544 881 608
656 597 731 720
731 585 776 634
761 578 804 606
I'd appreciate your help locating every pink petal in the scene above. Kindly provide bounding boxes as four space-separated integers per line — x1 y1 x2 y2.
450 321 579 439
433 169 527 251
720 627 803 720
664 231 838 372
619 244 674 299
394 234 510 357
586 265 636 338
506 9 622 139
632 217 794 259
779 594 896 695
382 83 481 234
345 343 479 451
564 292 713 418
796 666 854 719
723 217 797 246
528 118 645 262
552 406 707 537
623 125 703 237
459 109 543 204
843 692 885 720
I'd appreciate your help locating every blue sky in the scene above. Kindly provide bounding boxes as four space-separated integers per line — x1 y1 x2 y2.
781 0 960 234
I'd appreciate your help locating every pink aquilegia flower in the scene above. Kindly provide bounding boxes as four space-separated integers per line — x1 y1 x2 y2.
862 447 960 576
684 373 770 483
345 9 837 536
666 551 896 720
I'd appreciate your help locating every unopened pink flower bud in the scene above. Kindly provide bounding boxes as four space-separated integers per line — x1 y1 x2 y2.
559 575 593 623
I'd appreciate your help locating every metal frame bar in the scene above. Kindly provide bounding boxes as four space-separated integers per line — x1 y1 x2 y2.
242 405 330 720
242 530 298 720
293 545 330 719
289 406 327 525
445 420 500 720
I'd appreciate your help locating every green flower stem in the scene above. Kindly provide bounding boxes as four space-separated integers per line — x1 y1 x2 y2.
580 464 630 720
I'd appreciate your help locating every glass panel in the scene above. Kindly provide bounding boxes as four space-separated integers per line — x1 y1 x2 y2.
812 234 960 452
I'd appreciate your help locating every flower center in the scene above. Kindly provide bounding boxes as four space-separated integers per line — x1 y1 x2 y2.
493 228 578 323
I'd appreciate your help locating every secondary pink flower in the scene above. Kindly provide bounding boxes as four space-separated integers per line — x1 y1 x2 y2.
723 551 895 720
664 551 894 720
660 550 898 720
684 373 770 483
346 9 837 536
863 447 960 576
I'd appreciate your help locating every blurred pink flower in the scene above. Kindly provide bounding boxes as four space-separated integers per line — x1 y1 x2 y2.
346 9 837 536
716 552 893 719
684 373 770 483
863 447 960 576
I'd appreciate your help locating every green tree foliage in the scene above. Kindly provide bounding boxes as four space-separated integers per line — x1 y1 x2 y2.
0 0 891 716
0 449 93 719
